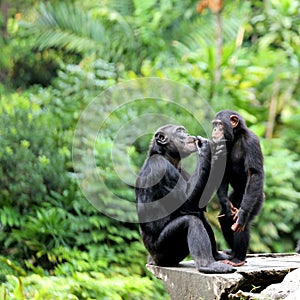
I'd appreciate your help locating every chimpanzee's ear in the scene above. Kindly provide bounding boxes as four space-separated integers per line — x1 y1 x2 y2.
230 115 239 128
155 132 168 145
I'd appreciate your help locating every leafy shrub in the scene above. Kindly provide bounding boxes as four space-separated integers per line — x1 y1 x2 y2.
0 62 168 298
0 92 70 258
2 272 167 300
253 139 300 253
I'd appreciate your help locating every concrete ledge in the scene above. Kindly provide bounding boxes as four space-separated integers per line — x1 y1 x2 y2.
147 253 300 300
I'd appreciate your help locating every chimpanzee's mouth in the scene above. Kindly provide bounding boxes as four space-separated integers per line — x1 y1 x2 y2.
187 142 198 149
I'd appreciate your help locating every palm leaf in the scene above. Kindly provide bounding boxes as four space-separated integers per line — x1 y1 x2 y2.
22 2 139 65
26 2 108 55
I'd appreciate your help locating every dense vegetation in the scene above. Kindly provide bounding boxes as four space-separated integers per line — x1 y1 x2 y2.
0 0 300 299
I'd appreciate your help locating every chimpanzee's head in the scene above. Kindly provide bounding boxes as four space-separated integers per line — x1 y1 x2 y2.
212 110 246 142
150 124 198 159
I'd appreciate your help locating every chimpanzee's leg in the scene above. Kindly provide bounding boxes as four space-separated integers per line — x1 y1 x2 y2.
154 215 235 273
187 216 235 273
296 240 300 253
218 216 249 267
202 213 232 260
152 216 190 267
230 225 250 266
218 214 235 251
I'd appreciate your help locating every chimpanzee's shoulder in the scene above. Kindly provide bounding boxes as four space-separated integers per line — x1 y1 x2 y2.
242 130 260 145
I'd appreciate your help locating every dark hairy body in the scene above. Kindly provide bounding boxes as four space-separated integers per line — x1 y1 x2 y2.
212 110 264 266
136 124 235 274
296 240 300 254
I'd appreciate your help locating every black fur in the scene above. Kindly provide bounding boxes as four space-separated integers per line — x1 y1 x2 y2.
213 110 264 265
296 240 300 253
136 124 235 273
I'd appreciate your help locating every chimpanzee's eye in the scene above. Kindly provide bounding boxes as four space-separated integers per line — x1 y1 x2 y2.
213 121 223 129
176 127 187 137
176 126 186 133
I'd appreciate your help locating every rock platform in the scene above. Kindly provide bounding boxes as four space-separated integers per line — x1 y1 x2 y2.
147 253 300 300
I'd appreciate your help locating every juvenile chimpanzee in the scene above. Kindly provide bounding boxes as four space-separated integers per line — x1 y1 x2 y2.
135 124 235 274
212 110 264 267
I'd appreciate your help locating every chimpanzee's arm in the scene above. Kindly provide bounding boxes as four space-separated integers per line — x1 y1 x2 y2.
216 176 231 216
181 139 212 208
236 139 264 227
236 168 264 226
137 140 214 219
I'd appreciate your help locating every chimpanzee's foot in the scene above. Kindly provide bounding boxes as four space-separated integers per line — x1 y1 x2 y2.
220 258 245 267
198 262 236 274
214 251 233 261
223 249 234 256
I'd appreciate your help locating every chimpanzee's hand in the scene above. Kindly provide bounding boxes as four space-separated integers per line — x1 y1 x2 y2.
232 208 248 232
196 137 211 158
211 141 226 161
230 204 245 231
230 202 239 221
231 222 245 232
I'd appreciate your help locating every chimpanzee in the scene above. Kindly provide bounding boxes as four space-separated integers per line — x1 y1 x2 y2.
212 110 264 266
296 240 300 254
135 124 235 274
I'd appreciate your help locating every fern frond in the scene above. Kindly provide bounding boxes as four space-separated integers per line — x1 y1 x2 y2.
27 2 108 54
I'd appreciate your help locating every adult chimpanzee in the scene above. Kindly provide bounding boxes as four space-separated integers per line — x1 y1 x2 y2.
296 240 300 254
135 124 235 274
212 110 264 267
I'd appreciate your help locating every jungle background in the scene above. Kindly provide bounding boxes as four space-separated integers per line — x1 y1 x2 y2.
1 0 300 299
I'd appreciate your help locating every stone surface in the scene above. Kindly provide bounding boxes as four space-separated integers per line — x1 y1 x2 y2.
261 267 300 299
231 267 300 300
146 253 300 300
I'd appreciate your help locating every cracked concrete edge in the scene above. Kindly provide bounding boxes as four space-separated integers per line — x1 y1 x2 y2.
229 268 300 300
147 263 244 300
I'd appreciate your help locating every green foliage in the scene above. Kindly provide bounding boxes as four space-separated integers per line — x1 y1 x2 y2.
2 273 167 300
0 92 68 210
253 139 300 252
28 2 107 53
0 53 167 297
21 1 139 71
2 14 62 88
1 0 300 299
250 0 300 52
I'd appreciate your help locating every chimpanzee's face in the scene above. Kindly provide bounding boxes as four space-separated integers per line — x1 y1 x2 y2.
173 126 197 156
211 112 240 143
155 125 197 158
212 119 224 142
